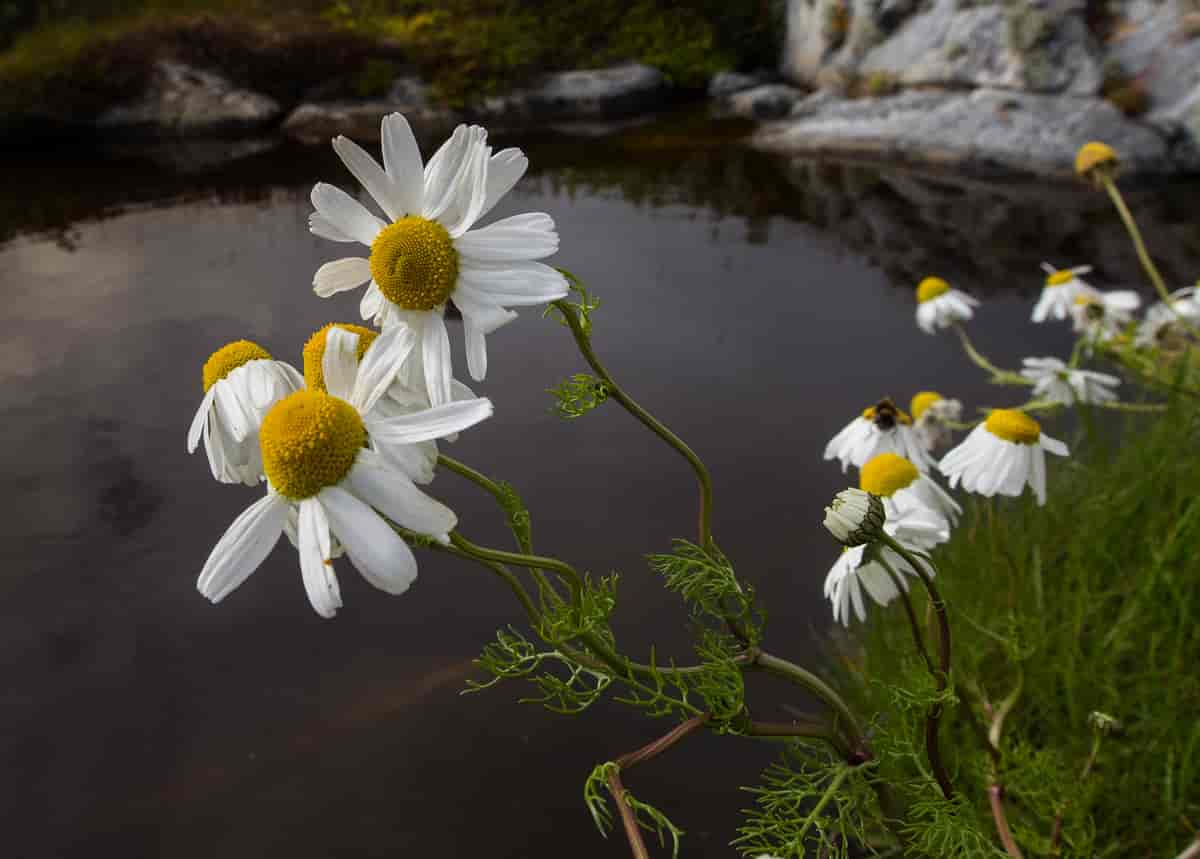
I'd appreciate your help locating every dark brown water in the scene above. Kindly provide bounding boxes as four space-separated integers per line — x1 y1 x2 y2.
2 113 1197 857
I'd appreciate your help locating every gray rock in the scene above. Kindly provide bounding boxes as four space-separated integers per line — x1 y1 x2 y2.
281 100 462 145
708 70 769 97
789 89 841 118
475 63 670 122
97 61 281 137
1109 0 1200 125
719 83 807 119
751 88 1199 179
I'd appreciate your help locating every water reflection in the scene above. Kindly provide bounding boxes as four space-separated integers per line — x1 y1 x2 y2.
0 114 1192 857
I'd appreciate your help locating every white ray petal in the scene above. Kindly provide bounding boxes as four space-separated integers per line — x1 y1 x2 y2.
299 497 342 618
382 113 425 217
463 313 487 382
352 324 417 414
323 327 361 401
332 134 403 221
366 397 494 445
455 212 559 262
309 212 357 242
451 287 519 335
421 311 453 407
313 257 372 297
197 493 288 603
479 147 528 218
319 485 417 595
310 182 386 247
188 386 217 453
456 260 569 305
347 450 456 540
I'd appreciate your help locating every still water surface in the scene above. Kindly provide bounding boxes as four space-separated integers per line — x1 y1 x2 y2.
2 114 1197 857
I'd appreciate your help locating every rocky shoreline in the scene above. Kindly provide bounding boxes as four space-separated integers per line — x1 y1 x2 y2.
4 0 1200 182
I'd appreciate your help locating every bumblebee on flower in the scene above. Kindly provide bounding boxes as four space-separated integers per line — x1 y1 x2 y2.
824 397 934 472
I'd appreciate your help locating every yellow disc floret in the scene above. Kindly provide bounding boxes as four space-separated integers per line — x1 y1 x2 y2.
303 323 379 391
985 409 1041 445
1074 142 1118 180
860 452 920 497
1045 269 1075 287
369 216 459 311
260 390 366 500
203 340 271 392
910 391 943 421
916 277 950 304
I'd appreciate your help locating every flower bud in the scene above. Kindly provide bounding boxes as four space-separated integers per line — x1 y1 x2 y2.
823 488 885 546
1087 711 1124 737
1074 142 1118 188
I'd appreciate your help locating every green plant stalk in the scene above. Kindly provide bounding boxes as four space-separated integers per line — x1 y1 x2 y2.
881 535 955 800
796 765 853 844
606 767 651 859
437 453 561 605
878 555 935 675
553 298 714 550
753 650 868 761
1100 175 1178 314
953 323 1033 386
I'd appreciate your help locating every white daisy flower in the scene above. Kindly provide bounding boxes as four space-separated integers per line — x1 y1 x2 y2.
910 391 962 453
1069 289 1141 342
938 409 1068 506
915 276 979 334
188 340 304 486
1033 263 1099 323
302 322 477 485
823 505 946 626
308 113 569 405
1020 357 1120 406
824 398 934 473
197 328 494 618
860 451 961 528
1134 287 1200 349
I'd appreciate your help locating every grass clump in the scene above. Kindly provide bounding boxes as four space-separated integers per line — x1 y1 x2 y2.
836 396 1200 855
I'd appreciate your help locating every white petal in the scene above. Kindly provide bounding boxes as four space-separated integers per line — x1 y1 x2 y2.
310 182 386 247
352 324 418 414
299 497 342 618
188 386 218 453
1040 434 1069 457
323 327 361 401
309 212 357 242
422 125 478 223
463 313 488 382
360 281 384 322
197 494 288 603
347 450 456 538
366 397 494 445
213 379 255 443
1030 445 1047 506
440 131 490 237
332 134 403 221
313 257 372 297
479 147 528 218
421 311 453 407
382 113 425 217
451 288 519 335
372 437 437 485
454 213 559 262
456 260 569 306
319 484 417 595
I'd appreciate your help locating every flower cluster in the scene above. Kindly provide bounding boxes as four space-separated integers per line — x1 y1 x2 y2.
188 114 567 617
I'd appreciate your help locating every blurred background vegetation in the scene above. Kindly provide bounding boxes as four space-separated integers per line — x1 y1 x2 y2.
0 0 782 118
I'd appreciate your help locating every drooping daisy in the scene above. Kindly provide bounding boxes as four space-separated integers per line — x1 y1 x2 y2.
308 113 569 405
1134 286 1200 349
938 408 1068 506
1033 263 1099 323
914 276 979 334
1020 357 1119 406
824 398 934 472
823 505 945 626
910 390 962 452
302 322 477 484
860 452 960 528
197 328 494 618
188 340 304 486
1069 289 1141 342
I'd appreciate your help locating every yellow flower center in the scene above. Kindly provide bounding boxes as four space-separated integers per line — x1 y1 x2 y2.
862 399 913 427
260 390 366 500
860 452 919 497
916 277 950 304
303 323 379 391
202 340 271 392
984 409 1041 445
910 391 943 421
1074 142 1118 178
1045 270 1075 287
369 216 459 311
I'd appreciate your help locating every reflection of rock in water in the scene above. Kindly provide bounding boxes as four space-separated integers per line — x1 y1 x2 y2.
85 417 162 537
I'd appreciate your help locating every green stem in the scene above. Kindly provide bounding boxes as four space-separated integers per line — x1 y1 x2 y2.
878 555 935 675
953 324 1032 386
881 536 955 800
553 298 714 550
1100 176 1175 311
753 650 868 761
796 766 853 843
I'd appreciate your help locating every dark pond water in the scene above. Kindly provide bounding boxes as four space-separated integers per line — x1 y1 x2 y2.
2 111 1198 857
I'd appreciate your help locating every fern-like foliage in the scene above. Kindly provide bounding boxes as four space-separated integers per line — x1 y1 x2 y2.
648 538 765 646
548 372 609 418
464 626 613 715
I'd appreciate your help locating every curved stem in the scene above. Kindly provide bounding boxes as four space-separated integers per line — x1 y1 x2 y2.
606 768 651 859
881 536 955 800
753 650 868 761
953 324 1031 386
1100 176 1174 310
553 298 714 549
449 531 583 604
989 784 1026 859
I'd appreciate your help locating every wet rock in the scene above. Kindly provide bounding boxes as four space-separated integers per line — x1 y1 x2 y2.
708 70 770 98
473 63 670 123
718 83 807 119
281 93 461 145
97 61 281 138
752 88 1200 180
